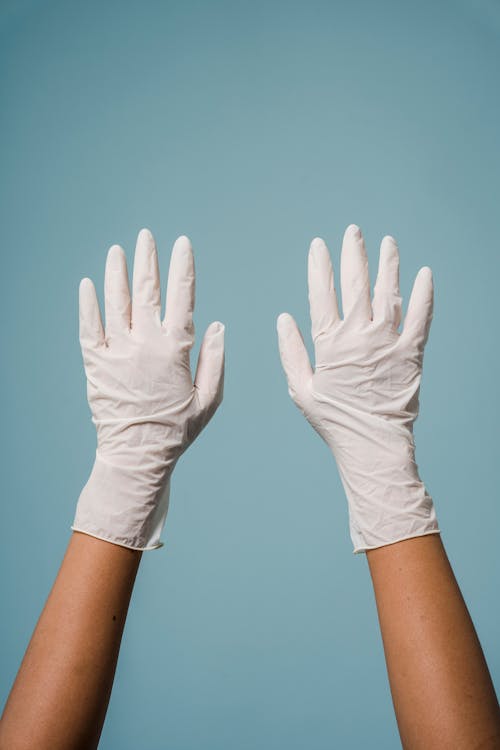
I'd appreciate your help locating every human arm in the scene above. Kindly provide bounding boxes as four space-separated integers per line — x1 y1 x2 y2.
0 533 141 750
367 534 500 749
0 228 225 749
277 225 500 747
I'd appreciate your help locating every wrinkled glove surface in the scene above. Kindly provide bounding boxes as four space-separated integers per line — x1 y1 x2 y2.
277 225 439 553
73 229 224 550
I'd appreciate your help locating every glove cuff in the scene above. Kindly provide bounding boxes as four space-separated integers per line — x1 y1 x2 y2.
345 471 439 554
352 528 441 555
72 453 172 550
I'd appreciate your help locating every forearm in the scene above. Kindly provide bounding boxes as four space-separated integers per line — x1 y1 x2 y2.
0 532 142 750
367 534 500 749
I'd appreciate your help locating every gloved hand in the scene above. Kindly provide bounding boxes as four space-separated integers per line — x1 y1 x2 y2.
277 225 439 553
73 229 224 550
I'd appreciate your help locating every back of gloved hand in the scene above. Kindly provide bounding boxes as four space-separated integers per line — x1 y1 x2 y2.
277 225 439 553
73 229 224 550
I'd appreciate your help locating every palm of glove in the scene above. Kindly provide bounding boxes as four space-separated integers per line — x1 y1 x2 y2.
84 337 203 472
309 318 422 437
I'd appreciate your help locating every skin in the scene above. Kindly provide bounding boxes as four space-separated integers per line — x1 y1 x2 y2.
2 531 498 750
367 534 500 749
0 532 141 750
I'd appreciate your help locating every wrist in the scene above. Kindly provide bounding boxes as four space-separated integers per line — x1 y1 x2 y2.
72 455 173 550
334 456 439 554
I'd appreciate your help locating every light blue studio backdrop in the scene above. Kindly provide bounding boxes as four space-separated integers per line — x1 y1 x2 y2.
1 0 499 747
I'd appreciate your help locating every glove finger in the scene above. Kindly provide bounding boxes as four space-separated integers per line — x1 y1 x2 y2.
131 228 161 329
79 277 105 350
277 313 313 405
401 266 434 348
308 237 340 343
105 244 131 336
194 321 225 414
163 235 195 349
372 235 402 328
340 224 372 323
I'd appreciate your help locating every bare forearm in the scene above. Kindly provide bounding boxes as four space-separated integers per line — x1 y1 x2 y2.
367 534 500 749
0 532 142 750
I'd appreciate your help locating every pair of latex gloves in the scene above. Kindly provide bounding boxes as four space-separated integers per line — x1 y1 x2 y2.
73 225 439 553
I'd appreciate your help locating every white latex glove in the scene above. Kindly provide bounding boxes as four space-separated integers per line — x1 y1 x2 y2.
277 224 439 553
72 229 224 550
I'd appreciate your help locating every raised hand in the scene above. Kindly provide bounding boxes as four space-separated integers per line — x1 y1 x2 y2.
277 224 438 552
73 229 225 550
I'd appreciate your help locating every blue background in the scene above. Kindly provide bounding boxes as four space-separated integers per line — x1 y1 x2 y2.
1 1 499 747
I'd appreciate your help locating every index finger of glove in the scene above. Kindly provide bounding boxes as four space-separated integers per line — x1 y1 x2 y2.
308 237 340 343
163 235 195 349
